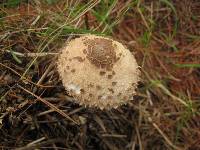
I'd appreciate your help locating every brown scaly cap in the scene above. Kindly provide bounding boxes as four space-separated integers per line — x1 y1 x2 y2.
57 35 140 109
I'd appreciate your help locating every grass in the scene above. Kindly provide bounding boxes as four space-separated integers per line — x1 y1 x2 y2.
175 63 200 68
0 0 200 149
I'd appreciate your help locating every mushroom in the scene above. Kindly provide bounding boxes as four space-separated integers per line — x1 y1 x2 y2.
57 35 140 109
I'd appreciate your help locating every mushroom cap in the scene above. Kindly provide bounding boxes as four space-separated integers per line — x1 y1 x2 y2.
57 35 140 109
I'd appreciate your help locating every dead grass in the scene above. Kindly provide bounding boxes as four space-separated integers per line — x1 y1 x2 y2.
0 0 200 149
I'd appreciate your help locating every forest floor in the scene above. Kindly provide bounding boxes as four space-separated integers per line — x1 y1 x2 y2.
0 0 200 150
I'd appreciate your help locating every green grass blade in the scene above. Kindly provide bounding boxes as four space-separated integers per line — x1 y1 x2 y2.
175 64 200 68
10 49 22 64
160 0 178 37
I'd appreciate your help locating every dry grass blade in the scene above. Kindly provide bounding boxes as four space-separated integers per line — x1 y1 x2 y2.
5 50 59 57
156 82 188 106
148 117 184 150
0 62 53 88
18 85 79 125
15 138 63 150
